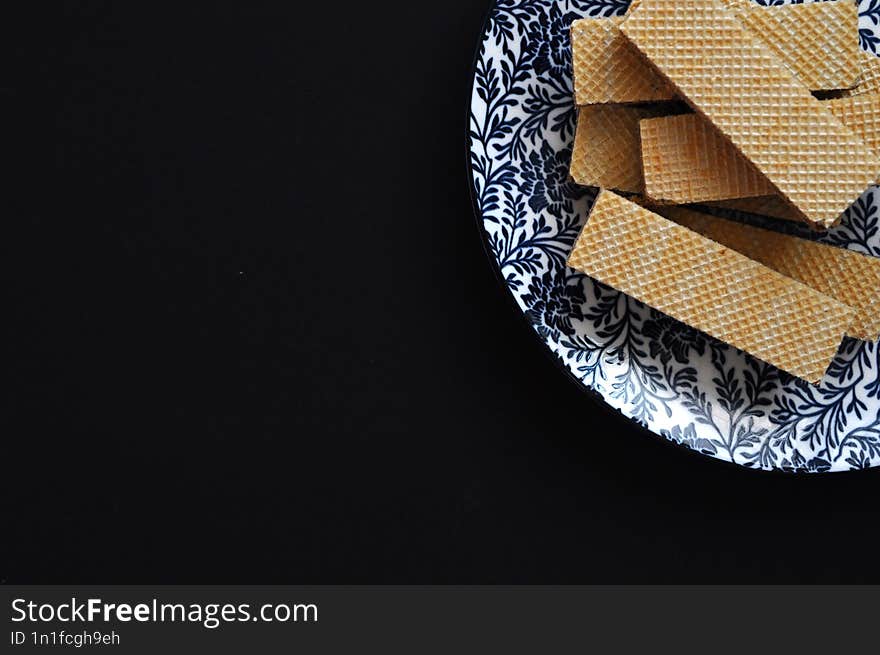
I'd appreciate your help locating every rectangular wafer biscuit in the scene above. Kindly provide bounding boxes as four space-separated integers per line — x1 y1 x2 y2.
733 0 860 92
571 17 675 105
570 104 676 194
641 93 880 207
573 3 859 106
640 113 774 203
658 206 880 341
620 0 880 228
567 191 853 382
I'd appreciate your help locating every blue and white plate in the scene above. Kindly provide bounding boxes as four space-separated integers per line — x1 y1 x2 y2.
468 0 880 472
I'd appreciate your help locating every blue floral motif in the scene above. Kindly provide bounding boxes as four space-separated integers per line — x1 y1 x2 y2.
642 314 706 366
660 424 718 457
521 142 586 217
469 0 880 472
860 0 880 52
525 5 582 83
523 270 586 340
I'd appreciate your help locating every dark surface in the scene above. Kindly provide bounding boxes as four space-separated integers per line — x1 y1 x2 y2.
4 1 880 584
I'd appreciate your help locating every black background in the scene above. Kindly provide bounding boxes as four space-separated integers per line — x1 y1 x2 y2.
4 1 880 584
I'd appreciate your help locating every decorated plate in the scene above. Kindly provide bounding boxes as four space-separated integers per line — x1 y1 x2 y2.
467 0 880 472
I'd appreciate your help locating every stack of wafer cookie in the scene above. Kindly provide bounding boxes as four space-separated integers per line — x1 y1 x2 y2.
565 0 880 383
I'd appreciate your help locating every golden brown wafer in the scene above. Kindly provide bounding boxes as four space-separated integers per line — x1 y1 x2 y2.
640 113 774 203
857 51 880 96
570 104 674 194
641 93 880 208
658 206 880 341
571 17 675 105
825 93 880 154
567 191 853 382
620 0 880 228
734 0 860 92
573 3 859 107
717 0 751 16
826 51 880 99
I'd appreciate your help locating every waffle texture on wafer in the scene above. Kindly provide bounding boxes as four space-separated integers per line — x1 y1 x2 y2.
574 2 859 107
640 113 774 203
857 52 880 96
717 0 752 17
658 206 880 341
571 17 675 105
571 104 674 194
842 51 880 98
568 192 852 382
641 94 880 205
734 0 860 92
620 0 880 228
825 93 880 154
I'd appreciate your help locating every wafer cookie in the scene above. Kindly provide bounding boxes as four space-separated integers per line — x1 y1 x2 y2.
568 191 853 382
620 0 880 228
571 17 675 105
641 92 880 206
640 113 774 203
571 104 675 194
733 0 860 92
658 206 880 341
574 3 859 107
